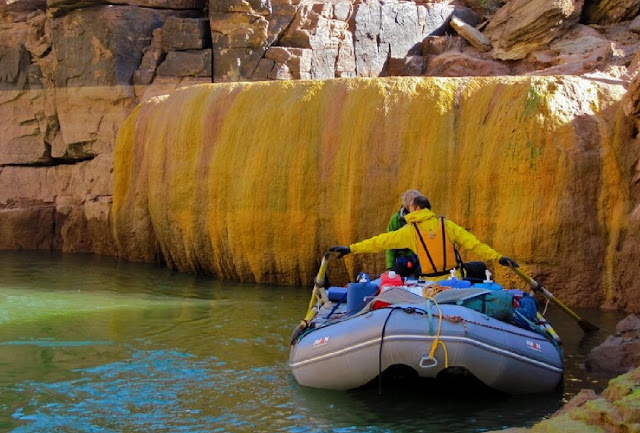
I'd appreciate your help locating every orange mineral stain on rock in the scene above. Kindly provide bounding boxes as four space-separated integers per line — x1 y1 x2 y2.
112 76 636 310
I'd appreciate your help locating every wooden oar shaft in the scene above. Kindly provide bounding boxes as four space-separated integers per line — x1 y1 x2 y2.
538 286 582 322
314 252 331 287
303 252 331 322
509 265 598 332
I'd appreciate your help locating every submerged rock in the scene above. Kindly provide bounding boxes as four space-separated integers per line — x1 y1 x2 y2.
586 314 640 374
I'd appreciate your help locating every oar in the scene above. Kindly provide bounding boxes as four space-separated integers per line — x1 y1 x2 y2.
290 252 331 345
509 265 599 332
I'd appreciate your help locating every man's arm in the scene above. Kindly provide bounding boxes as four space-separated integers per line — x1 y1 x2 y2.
446 220 501 262
351 225 414 255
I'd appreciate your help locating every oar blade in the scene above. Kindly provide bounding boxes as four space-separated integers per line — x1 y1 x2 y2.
578 319 600 332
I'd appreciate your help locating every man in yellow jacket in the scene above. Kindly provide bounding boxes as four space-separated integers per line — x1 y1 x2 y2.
330 196 518 280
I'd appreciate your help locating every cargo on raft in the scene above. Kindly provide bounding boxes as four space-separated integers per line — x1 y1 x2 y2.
288 254 564 395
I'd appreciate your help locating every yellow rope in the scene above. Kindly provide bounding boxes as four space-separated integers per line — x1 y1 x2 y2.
426 297 448 368
421 283 448 298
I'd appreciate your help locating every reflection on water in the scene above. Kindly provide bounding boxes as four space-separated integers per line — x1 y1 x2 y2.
0 251 627 433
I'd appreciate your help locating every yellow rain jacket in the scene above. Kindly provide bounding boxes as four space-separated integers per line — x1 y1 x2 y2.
349 208 502 279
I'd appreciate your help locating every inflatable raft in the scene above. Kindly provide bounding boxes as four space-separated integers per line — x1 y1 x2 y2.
289 257 564 395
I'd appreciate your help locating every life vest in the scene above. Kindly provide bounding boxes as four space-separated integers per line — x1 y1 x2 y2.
412 217 459 277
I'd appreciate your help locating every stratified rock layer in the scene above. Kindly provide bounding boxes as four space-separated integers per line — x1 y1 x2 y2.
112 76 637 311
484 0 584 60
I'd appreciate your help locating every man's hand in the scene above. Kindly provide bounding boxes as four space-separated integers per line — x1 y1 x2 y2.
329 246 351 258
499 256 519 267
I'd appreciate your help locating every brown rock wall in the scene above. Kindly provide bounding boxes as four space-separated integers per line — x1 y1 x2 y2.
0 155 115 254
0 203 56 250
45 0 206 14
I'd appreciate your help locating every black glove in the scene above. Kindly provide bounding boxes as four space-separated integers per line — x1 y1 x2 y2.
499 256 519 267
329 246 351 258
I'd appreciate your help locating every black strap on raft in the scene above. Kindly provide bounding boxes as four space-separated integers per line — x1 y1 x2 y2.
455 246 464 277
324 291 347 319
440 217 447 270
378 307 401 395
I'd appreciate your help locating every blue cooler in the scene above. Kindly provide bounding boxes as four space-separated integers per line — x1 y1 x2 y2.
327 286 348 302
438 279 472 289
347 282 378 314
471 282 504 291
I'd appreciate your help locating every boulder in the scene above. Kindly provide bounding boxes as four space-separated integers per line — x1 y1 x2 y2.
208 0 270 14
426 51 512 76
0 87 49 165
484 0 585 60
336 37 356 78
586 314 640 374
49 5 190 158
450 15 491 52
582 0 640 25
631 15 640 33
24 9 50 59
422 35 468 56
156 49 212 77
263 46 312 80
160 16 210 51
0 14 49 166
354 1 457 77
400 55 427 75
519 24 613 75
210 11 269 82
463 0 505 17
488 368 640 433
279 3 354 79
134 28 163 87
0 202 56 250
624 55 640 120
266 2 299 44
0 19 32 88
0 0 46 13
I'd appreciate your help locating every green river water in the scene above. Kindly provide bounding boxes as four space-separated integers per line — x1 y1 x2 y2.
0 251 626 433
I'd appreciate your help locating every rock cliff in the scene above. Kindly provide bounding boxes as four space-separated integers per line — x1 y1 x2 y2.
112 76 638 311
2 0 640 311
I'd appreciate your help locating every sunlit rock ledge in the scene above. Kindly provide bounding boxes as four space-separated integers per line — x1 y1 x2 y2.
490 365 640 433
493 314 640 433
112 75 640 312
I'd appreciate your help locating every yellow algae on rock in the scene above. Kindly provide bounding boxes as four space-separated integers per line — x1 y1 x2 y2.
112 76 634 307
493 367 640 433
